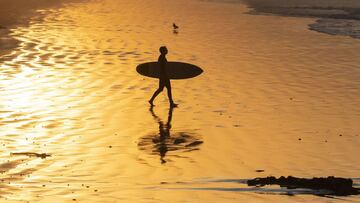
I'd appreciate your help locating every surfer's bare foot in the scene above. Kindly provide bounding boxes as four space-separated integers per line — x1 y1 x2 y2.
170 102 178 108
148 100 154 106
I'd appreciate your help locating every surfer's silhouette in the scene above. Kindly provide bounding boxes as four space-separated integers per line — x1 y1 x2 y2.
149 46 177 107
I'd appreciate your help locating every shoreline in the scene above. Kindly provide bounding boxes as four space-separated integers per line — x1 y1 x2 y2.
241 0 360 39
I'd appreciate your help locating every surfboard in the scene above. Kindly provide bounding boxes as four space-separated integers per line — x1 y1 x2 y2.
136 61 203 79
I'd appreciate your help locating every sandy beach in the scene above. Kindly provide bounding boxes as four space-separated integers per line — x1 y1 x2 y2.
0 0 360 202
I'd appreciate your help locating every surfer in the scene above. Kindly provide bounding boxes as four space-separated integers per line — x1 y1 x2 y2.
149 46 177 107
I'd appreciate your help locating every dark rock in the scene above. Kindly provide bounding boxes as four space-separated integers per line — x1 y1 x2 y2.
247 176 359 196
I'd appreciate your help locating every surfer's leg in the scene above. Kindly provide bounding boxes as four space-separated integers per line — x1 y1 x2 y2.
149 81 164 105
165 81 177 107
149 88 162 105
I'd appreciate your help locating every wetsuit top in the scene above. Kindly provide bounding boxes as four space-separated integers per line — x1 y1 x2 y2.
158 54 168 80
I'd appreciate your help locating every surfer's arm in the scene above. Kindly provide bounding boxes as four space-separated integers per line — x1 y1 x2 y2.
159 60 168 77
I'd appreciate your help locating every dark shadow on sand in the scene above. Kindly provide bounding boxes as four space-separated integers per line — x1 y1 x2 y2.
138 107 203 164
10 152 51 159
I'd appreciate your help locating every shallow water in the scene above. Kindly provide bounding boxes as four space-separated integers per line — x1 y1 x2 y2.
241 0 360 39
0 0 360 202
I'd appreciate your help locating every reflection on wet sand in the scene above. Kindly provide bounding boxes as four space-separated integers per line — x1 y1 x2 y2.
138 107 203 164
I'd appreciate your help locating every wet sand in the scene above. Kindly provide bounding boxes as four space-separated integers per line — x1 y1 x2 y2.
0 0 360 202
0 0 84 56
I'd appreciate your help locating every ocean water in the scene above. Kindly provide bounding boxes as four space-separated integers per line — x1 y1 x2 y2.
238 0 360 38
0 0 359 202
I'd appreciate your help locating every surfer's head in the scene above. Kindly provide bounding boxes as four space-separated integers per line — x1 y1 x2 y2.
159 46 168 55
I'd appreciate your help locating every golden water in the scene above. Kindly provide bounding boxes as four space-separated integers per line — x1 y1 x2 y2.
0 0 360 202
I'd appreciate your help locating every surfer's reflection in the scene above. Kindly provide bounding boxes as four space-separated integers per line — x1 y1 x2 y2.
137 107 203 164
150 106 173 164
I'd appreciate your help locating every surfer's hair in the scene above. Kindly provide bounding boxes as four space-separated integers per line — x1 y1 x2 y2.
159 46 167 54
